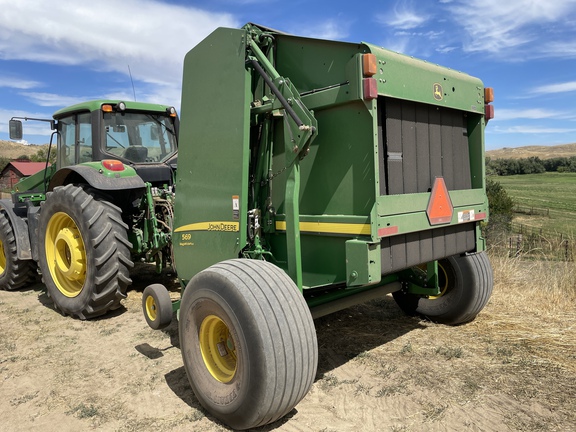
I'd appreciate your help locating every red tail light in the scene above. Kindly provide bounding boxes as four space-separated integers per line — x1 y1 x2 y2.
102 159 125 171
363 78 378 100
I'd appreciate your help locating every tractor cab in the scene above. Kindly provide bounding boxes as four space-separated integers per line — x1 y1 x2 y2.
52 100 178 186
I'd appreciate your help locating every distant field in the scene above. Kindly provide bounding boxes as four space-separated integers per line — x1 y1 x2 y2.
492 173 576 236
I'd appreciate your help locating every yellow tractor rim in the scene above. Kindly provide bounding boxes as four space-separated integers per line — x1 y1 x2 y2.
45 212 86 297
429 262 449 300
199 314 237 383
0 238 6 276
145 295 158 321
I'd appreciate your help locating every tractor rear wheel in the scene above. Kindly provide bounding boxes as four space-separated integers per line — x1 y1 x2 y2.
0 210 36 290
179 259 318 430
38 184 133 319
393 252 493 325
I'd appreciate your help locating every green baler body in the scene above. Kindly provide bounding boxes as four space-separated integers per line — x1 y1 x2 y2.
173 26 489 298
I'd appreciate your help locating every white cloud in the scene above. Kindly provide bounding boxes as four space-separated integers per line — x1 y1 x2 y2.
494 125 576 134
493 108 565 121
20 92 88 108
436 45 456 54
377 1 428 30
379 36 411 55
291 19 350 40
0 0 239 87
531 81 576 94
0 76 42 89
446 0 576 56
543 41 576 58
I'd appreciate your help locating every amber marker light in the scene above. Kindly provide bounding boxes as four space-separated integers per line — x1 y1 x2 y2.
484 87 494 103
362 53 377 77
102 104 113 113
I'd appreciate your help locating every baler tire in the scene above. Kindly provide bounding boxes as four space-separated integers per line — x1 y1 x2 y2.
393 252 493 325
38 184 133 319
142 284 173 330
179 259 318 430
0 210 36 290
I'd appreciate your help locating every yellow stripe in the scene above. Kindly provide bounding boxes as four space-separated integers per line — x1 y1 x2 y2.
275 221 370 235
174 221 239 233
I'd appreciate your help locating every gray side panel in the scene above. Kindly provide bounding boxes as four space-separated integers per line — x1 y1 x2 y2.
380 223 475 274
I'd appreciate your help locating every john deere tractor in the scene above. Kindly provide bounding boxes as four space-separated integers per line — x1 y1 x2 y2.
0 100 178 319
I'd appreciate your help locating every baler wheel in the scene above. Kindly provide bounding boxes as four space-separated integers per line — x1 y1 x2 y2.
0 210 36 290
393 251 493 325
143 283 173 329
38 184 133 319
179 259 318 430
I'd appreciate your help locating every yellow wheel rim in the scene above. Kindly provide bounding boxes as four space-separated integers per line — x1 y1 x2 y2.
429 263 449 300
199 315 237 383
145 295 158 321
0 237 6 276
45 212 86 297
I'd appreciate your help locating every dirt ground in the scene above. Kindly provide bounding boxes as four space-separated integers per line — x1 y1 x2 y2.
1 262 575 432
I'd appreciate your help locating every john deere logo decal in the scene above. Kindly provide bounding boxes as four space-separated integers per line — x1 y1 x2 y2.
433 83 443 101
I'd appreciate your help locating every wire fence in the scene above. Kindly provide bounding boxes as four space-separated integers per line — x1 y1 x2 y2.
506 222 574 261
513 205 550 216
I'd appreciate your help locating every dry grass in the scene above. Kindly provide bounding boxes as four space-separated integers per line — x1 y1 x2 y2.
1 254 575 431
0 139 46 159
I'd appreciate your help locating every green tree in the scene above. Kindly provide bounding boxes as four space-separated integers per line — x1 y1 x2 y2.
30 146 56 165
484 178 514 242
0 156 9 173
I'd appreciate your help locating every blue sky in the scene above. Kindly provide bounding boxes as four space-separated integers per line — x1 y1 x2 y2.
1 0 575 150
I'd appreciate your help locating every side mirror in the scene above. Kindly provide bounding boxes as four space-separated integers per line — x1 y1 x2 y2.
9 119 23 140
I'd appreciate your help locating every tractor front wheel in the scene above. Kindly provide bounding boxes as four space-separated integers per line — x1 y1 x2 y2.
38 184 133 319
179 259 318 430
393 252 493 325
0 210 36 290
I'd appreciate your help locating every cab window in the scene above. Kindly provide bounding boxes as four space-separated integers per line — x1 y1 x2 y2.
57 112 92 168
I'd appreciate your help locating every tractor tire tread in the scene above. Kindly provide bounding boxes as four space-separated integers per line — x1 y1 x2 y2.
39 184 133 319
0 211 37 290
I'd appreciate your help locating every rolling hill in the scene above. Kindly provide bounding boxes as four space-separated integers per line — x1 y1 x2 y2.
0 139 49 160
486 143 576 160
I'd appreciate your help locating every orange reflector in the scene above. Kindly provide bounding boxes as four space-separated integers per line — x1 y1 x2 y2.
102 104 113 113
426 177 453 225
362 53 377 77
484 87 494 103
363 78 378 100
102 159 125 171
